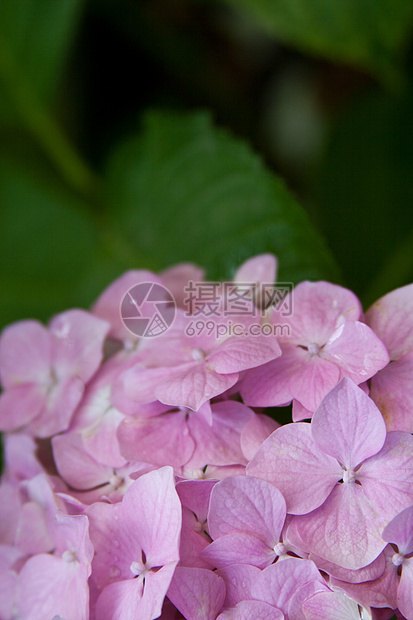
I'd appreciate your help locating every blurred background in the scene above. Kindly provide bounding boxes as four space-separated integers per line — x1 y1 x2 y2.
1 0 413 329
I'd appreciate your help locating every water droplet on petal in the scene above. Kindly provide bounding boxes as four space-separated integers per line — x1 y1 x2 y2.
109 566 121 578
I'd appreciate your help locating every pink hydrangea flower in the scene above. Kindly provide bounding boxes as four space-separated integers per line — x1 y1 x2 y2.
241 281 389 418
366 283 413 432
248 378 413 569
0 310 109 437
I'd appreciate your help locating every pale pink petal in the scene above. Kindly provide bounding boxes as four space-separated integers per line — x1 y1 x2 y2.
310 550 386 583
289 353 341 412
216 564 261 608
0 320 51 387
218 600 284 620
93 270 162 342
271 281 362 345
167 566 226 620
330 545 398 611
52 433 113 490
208 335 281 374
322 320 389 382
290 483 387 570
17 553 90 620
0 545 19 620
0 383 46 432
96 562 178 620
369 354 413 432
208 475 286 543
251 557 324 612
366 283 413 359
121 466 181 567
397 558 413 620
311 378 387 469
302 590 364 620
292 400 313 421
382 504 413 556
288 579 330 620
176 479 215 523
247 423 341 515
201 532 274 569
186 401 252 468
241 413 280 460
180 507 210 568
155 363 239 411
234 254 277 285
118 411 195 468
161 263 205 308
121 365 177 404
358 431 413 523
32 375 85 437
82 406 126 469
50 309 109 382
3 433 44 479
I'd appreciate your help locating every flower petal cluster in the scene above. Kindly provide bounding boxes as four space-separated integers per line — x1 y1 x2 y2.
1 253 413 619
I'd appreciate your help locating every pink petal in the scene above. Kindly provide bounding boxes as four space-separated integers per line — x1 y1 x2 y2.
382 504 413 556
208 476 286 543
218 600 284 620
0 383 46 432
93 270 162 342
167 566 226 620
366 283 413 359
161 263 205 308
118 411 195 468
271 281 362 346
369 353 413 432
322 320 389 382
397 558 413 620
0 320 51 387
176 479 215 523
208 335 281 374
310 550 386 583
201 532 274 569
186 401 252 468
311 378 387 469
358 431 413 523
17 554 90 620
32 375 85 437
216 564 261 608
50 309 109 382
52 433 113 490
121 466 181 567
155 363 239 411
247 423 341 515
302 590 363 620
251 557 324 612
290 483 387 570
241 413 280 460
234 253 277 285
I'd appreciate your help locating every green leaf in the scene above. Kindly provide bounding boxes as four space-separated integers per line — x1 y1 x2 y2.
316 87 413 306
105 110 340 284
0 148 100 329
224 0 413 82
0 0 83 110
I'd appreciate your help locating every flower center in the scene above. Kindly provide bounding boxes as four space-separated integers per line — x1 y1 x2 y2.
307 342 320 356
392 552 405 567
342 469 356 484
273 542 287 557
130 559 149 577
192 347 206 362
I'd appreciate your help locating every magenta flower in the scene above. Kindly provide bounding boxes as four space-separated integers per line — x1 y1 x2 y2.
241 281 389 418
366 283 413 432
0 310 109 437
248 378 413 569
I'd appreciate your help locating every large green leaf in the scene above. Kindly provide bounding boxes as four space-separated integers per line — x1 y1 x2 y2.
224 0 413 81
0 149 100 328
317 87 413 306
0 0 83 122
105 111 340 284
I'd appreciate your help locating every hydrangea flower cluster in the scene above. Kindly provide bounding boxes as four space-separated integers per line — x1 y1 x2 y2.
1 254 413 620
